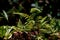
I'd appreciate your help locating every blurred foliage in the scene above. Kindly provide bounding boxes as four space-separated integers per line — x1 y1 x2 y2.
0 0 60 40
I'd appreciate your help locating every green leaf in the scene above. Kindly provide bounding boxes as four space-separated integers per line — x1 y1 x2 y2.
40 16 47 23
2 10 8 20
13 12 30 19
30 8 41 13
